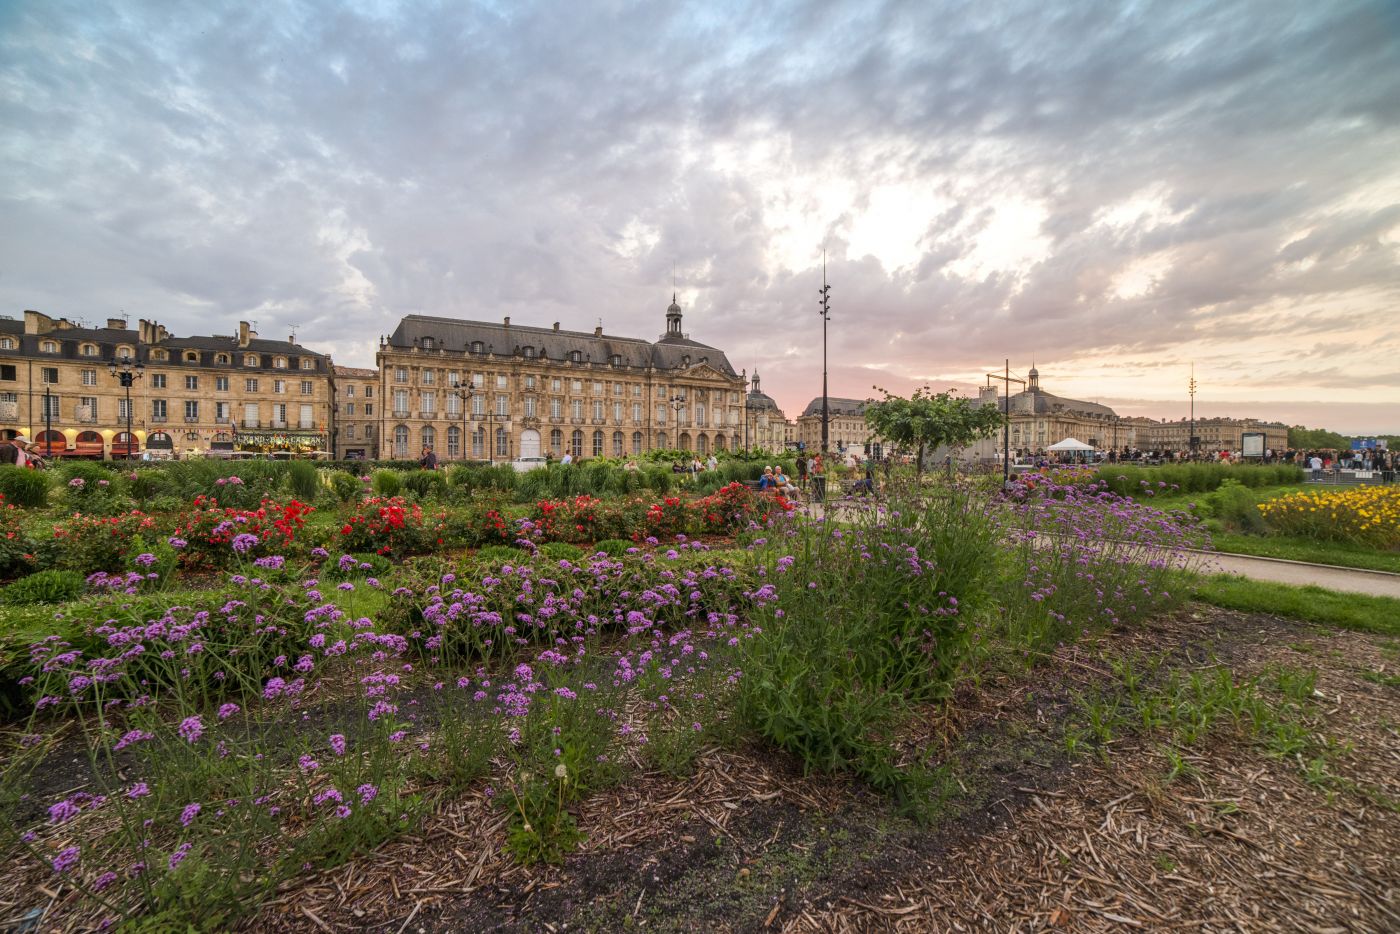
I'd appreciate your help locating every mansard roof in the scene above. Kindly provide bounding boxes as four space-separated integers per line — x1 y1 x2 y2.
386 314 739 378
800 397 870 417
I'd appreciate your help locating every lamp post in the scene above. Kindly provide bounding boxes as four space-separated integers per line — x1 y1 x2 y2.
448 379 471 461
1188 365 1197 461
42 385 53 458
109 355 144 460
818 251 831 455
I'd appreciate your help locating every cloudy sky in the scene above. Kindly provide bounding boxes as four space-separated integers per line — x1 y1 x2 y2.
3 0 1398 432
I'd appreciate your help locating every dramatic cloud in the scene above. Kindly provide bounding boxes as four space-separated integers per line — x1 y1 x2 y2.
2 0 1397 431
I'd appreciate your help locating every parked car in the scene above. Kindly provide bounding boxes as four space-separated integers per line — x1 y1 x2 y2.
511 456 548 473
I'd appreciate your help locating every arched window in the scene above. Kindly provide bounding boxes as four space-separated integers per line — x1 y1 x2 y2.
300 358 314 370
184 351 199 363
550 428 563 454
696 434 708 455
570 430 583 458
591 430 604 457
656 432 667 450
0 337 14 349
679 432 691 451
421 425 435 451
393 425 409 457
152 349 168 361
472 427 485 457
115 345 134 360
611 431 623 457
731 434 741 451
245 354 260 367
215 353 230 364
495 427 508 458
41 340 58 353
81 343 98 357
632 431 644 454
446 424 461 458
713 434 726 452
274 357 287 369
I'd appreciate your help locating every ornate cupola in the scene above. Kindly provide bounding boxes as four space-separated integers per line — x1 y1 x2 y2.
751 370 761 393
1028 366 1040 391
665 293 683 338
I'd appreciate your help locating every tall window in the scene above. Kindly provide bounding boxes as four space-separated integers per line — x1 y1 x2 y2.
592 430 604 457
570 430 583 458
42 394 61 419
472 427 485 457
495 427 508 458
300 380 312 394
422 370 435 386
216 376 229 392
421 426 435 451
656 432 667 449
496 374 507 389
495 395 508 416
79 396 97 420
395 367 408 383
471 394 485 416
274 379 285 394
550 397 562 418
119 398 133 420
446 393 461 416
550 429 562 454
393 390 409 415
273 403 287 425
185 375 199 390
393 425 409 457
613 401 622 422
81 369 97 386
446 425 461 457
696 403 705 427
524 396 537 417
612 431 624 457
300 404 313 428
632 431 643 454
151 399 167 420
243 403 259 427
571 399 583 419
245 378 258 392
421 393 436 415
592 400 604 420
152 374 168 389
632 402 641 422
184 401 199 420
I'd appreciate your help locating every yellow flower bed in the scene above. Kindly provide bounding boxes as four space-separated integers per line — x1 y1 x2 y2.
1257 486 1400 549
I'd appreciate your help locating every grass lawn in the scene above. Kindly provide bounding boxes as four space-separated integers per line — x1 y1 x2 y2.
1190 573 1400 637
1125 483 1309 513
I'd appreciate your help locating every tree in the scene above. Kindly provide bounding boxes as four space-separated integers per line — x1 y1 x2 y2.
863 386 1004 478
1288 425 1349 450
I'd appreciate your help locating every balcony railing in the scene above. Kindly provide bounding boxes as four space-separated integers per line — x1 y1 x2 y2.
299 420 315 430
150 415 167 423
243 419 260 429
271 420 287 429
216 416 231 425
393 409 410 418
184 416 200 423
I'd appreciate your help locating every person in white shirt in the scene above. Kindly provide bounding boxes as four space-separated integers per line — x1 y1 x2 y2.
560 452 573 465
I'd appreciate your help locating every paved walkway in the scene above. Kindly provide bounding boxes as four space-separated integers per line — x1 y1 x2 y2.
1197 551 1400 599
799 501 1400 600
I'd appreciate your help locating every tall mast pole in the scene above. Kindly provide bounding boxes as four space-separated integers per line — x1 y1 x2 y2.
819 250 831 455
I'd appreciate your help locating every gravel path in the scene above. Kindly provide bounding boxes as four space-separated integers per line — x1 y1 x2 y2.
1202 551 1400 598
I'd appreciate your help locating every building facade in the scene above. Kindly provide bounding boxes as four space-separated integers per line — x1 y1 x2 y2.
1140 417 1288 456
374 298 746 461
743 371 789 453
1000 368 1119 455
796 397 877 454
332 366 380 460
0 310 333 458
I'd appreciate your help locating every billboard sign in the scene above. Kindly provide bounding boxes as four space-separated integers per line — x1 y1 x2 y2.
1351 438 1386 451
1241 432 1266 458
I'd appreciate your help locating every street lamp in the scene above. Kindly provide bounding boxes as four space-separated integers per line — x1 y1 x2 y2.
448 378 471 462
1188 364 1198 461
109 355 145 460
818 251 831 455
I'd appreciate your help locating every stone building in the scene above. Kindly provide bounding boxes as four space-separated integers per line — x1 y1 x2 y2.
1140 417 1288 456
742 371 789 453
332 366 380 460
1001 367 1119 454
0 310 333 458
374 297 746 461
795 397 877 454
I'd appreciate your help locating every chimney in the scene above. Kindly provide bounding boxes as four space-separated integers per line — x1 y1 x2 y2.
138 319 151 343
23 310 54 335
503 316 510 327
238 321 251 348
594 325 603 337
156 324 168 343
106 317 127 330
553 322 560 331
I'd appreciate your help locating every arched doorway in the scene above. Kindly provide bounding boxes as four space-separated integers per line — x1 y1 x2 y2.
0 429 19 440
113 432 139 458
520 428 541 459
713 434 726 452
147 431 174 451
678 432 691 452
36 430 66 457
696 434 709 456
74 430 104 459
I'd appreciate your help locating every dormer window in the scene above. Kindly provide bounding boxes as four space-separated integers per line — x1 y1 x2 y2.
610 354 622 366
152 349 168 361
81 343 98 357
244 354 259 367
0 338 13 350
523 346 535 358
300 358 314 370
215 353 230 365
471 341 484 354
681 355 690 367
41 340 58 353
184 351 199 363
274 357 287 369
422 337 435 350
115 345 135 360
569 350 582 363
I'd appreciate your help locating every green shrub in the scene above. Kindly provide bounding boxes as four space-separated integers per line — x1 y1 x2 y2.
1203 479 1267 534
3 569 86 605
403 469 447 500
592 538 632 557
330 471 362 503
129 469 162 499
286 460 321 501
474 544 527 564
372 469 402 497
538 542 585 563
0 465 49 507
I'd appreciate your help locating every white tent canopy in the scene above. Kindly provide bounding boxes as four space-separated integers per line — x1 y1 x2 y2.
1047 438 1096 452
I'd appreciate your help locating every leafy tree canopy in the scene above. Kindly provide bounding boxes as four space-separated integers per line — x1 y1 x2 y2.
864 386 1003 468
1288 425 1350 449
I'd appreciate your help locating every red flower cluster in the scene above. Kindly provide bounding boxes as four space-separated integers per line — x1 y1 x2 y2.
171 497 314 567
339 496 438 556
